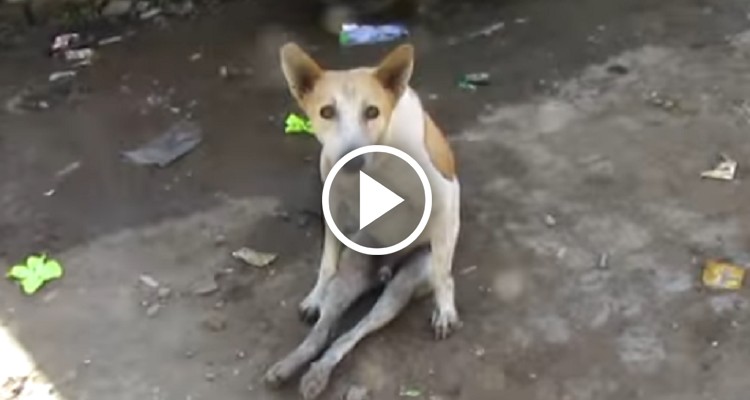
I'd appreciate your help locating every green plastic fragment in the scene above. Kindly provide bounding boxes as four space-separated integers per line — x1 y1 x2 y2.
285 113 314 135
6 254 64 295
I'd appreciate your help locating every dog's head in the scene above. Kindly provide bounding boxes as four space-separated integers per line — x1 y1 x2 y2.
279 42 414 172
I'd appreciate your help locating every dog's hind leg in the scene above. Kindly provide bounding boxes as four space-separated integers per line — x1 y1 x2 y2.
299 250 431 400
264 248 377 387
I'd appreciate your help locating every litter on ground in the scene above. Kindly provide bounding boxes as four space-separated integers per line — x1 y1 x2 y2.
64 48 95 63
701 154 737 181
449 21 505 45
55 161 81 178
284 113 313 135
232 247 278 268
49 70 77 82
339 24 408 46
702 260 745 290
51 33 80 52
459 72 490 90
399 387 422 398
98 36 124 46
122 120 203 167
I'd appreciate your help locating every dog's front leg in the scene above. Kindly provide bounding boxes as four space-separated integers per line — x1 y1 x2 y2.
300 155 342 323
299 224 341 322
428 185 461 339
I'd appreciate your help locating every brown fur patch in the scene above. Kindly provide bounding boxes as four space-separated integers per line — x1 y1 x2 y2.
423 114 456 179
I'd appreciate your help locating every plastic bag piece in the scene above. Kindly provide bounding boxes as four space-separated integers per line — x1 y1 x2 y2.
122 120 203 167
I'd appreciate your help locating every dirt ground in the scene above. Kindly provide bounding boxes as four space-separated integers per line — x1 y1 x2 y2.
2 0 750 399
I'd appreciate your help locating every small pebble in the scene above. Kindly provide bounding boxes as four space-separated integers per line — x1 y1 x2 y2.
204 372 216 382
192 277 219 296
146 303 161 318
139 274 160 289
597 253 609 269
236 350 246 360
214 300 226 309
214 235 227 246
232 247 278 268
556 247 567 259
201 314 228 332
343 385 371 400
184 350 196 359
157 287 172 300
544 214 557 227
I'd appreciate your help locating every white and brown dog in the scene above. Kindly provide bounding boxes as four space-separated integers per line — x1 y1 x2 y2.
264 43 461 398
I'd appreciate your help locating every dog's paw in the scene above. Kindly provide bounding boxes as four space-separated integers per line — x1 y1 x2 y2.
298 302 320 324
298 295 321 324
430 307 462 340
263 361 294 388
299 362 333 400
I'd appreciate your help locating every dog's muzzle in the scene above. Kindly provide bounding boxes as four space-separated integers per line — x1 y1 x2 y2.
342 154 365 173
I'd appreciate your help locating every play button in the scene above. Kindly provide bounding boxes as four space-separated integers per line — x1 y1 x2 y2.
359 171 404 230
322 145 432 256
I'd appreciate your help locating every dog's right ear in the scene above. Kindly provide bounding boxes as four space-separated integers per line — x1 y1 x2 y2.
280 42 323 103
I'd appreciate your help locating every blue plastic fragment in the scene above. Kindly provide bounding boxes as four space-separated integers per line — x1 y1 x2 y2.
339 23 409 46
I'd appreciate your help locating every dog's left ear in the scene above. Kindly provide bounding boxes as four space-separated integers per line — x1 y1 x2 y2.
374 44 414 100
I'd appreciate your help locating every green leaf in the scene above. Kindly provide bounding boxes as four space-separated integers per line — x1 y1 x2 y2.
39 259 63 280
20 275 44 295
7 265 32 280
26 255 46 272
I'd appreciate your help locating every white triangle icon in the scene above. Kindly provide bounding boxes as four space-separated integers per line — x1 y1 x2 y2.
359 171 404 230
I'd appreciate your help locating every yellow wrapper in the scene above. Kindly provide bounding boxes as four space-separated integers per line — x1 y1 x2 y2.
702 260 745 290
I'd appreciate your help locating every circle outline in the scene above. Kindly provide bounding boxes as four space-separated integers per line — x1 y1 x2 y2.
322 145 432 256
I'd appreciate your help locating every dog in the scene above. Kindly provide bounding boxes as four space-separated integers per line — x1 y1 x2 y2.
264 42 461 398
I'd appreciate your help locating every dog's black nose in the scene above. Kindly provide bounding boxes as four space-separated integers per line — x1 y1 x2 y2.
342 155 365 173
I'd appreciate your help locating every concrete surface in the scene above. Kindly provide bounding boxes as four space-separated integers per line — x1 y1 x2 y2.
2 0 750 399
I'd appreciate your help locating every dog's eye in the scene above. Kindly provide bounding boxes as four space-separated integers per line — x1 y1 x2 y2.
320 105 336 119
364 105 380 120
